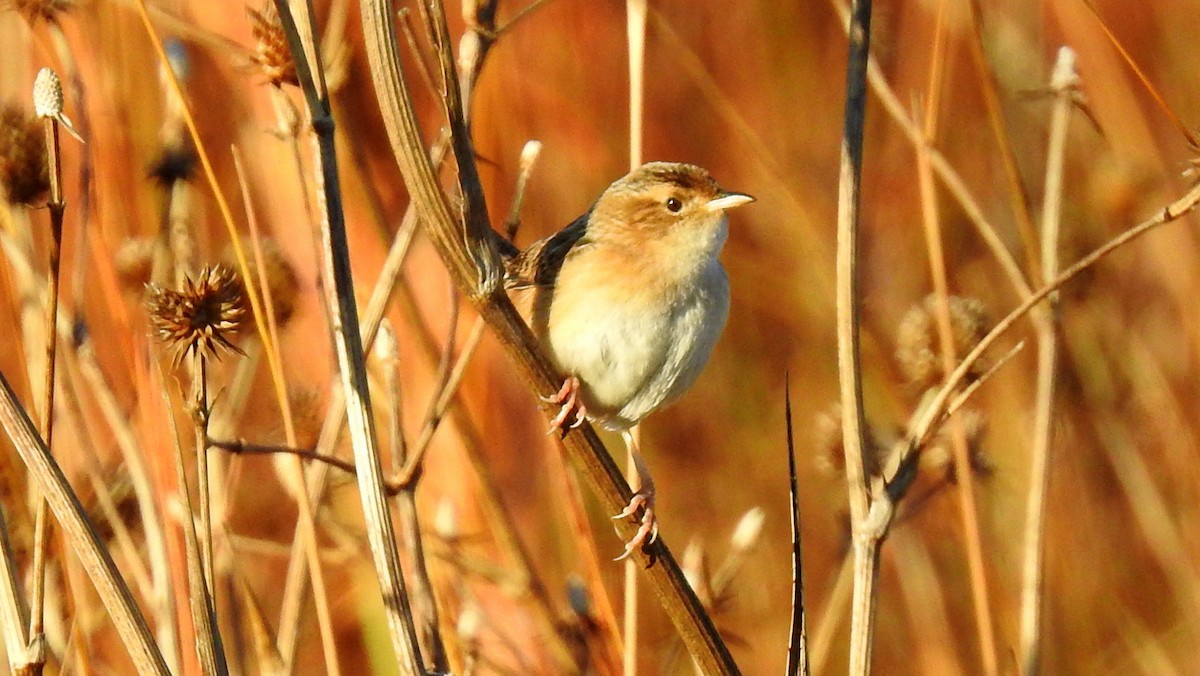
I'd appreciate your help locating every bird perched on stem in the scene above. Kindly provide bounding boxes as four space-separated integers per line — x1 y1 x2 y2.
505 161 754 559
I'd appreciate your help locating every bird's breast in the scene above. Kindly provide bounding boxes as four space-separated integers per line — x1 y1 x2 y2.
537 253 730 428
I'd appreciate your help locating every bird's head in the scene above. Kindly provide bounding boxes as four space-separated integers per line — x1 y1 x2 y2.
588 162 754 261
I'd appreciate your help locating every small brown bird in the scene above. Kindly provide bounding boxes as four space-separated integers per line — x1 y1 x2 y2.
506 161 754 558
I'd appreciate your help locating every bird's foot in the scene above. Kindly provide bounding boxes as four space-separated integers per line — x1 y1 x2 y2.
542 375 586 435
614 453 662 566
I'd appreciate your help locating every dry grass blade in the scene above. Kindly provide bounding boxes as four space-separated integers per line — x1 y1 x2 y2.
0 370 168 674
784 376 809 676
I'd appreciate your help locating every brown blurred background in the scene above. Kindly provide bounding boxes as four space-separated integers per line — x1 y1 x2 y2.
2 0 1200 673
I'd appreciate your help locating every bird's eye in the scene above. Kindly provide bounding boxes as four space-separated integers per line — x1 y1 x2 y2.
666 197 683 213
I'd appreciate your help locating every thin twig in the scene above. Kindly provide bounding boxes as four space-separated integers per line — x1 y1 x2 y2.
1019 47 1077 676
885 179 1200 508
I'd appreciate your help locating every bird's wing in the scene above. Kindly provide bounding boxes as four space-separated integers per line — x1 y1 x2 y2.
505 210 592 290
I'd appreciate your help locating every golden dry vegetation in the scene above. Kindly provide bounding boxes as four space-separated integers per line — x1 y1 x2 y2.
1 0 1199 674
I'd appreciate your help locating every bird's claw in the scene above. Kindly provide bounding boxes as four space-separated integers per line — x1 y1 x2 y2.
612 490 659 565
543 376 586 435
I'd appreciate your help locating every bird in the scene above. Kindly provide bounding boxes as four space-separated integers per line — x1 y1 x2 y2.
504 161 754 559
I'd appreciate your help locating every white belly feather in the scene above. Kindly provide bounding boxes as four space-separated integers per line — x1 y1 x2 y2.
545 260 730 429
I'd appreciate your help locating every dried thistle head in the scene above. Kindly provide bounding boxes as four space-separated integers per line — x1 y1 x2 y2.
148 142 198 187
146 265 247 365
247 3 297 87
895 294 990 388
221 237 300 328
8 0 76 23
0 105 48 206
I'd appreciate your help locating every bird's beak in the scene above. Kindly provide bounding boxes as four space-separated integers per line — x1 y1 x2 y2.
706 191 755 213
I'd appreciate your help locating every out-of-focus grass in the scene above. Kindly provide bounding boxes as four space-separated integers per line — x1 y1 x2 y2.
1 0 1199 673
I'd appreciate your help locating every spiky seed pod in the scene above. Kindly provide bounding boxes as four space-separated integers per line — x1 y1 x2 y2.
10 0 76 23
247 3 298 87
0 105 49 206
222 237 300 328
895 294 990 387
146 264 247 366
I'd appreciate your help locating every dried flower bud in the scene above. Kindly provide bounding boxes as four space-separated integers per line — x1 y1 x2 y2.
813 402 890 481
32 67 82 142
730 507 765 553
12 0 76 23
247 3 297 87
895 294 989 387
146 264 247 365
925 408 992 481
0 105 48 206
114 236 158 292
32 68 62 119
519 140 543 173
433 499 458 541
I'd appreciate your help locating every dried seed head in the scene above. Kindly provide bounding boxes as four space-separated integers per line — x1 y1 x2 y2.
114 236 158 292
247 3 297 87
32 68 62 119
813 402 890 481
925 408 993 481
895 294 990 387
148 142 198 186
146 264 247 365
221 237 300 328
10 0 76 23
0 105 49 206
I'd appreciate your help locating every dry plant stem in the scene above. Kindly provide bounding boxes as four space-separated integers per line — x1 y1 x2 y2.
0 501 30 672
1078 0 1199 148
190 352 215 596
0 369 168 673
361 1 736 672
963 0 1042 280
73 339 175 665
889 179 1200 510
829 0 1032 301
834 0 879 673
230 145 341 675
624 2 647 669
24 112 66 675
914 15 998 672
162 370 228 675
272 1 426 671
1018 47 1076 676
784 379 810 676
386 346 449 672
